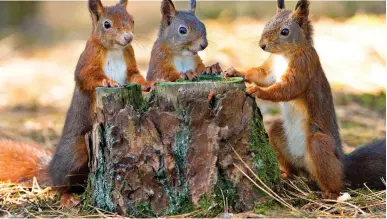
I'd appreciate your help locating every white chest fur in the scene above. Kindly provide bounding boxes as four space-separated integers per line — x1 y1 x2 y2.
104 50 127 85
173 55 196 73
261 55 289 86
272 55 289 82
270 55 306 158
281 101 307 158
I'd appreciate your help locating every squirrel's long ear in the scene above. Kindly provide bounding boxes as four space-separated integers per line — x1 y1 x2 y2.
277 0 285 13
89 0 104 21
161 0 176 25
118 0 128 8
189 0 196 14
292 0 313 42
293 0 309 26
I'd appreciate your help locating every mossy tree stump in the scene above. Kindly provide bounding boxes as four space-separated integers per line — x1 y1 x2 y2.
87 76 280 217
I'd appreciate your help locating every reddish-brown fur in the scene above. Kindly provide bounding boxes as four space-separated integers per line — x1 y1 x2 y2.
228 56 274 87
226 0 385 198
146 0 215 82
147 42 206 82
0 0 151 207
268 120 300 178
225 0 344 198
0 140 51 186
52 0 153 205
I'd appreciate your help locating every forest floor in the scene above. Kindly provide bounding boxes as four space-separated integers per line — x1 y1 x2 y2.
0 83 385 218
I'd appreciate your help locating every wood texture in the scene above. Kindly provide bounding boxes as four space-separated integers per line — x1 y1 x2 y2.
87 76 280 217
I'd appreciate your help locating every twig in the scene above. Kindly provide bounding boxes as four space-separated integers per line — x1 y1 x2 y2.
229 144 297 212
233 163 296 212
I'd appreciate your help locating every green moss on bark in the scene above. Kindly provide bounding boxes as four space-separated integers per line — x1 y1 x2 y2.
166 126 195 215
195 171 238 217
248 104 280 188
80 177 93 212
98 168 239 218
162 125 195 215
128 202 157 218
96 83 143 111
91 125 115 212
173 75 243 83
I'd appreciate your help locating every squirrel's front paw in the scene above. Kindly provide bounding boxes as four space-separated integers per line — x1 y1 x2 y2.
180 70 197 80
141 85 152 92
101 78 121 88
246 84 262 97
141 81 156 92
202 62 222 75
223 67 239 77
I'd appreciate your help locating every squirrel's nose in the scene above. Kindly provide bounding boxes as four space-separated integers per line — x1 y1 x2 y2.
200 41 208 50
124 33 133 43
260 44 266 51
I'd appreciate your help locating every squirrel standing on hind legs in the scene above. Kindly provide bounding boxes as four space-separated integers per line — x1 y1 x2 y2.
146 0 222 82
225 0 386 199
0 0 152 207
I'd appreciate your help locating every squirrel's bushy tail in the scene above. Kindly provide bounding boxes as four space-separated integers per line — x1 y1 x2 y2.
0 139 52 187
344 138 386 189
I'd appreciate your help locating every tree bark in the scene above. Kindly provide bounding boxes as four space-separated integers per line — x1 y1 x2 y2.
87 76 280 217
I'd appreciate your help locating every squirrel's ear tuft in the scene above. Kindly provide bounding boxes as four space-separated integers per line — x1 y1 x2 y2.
277 0 285 13
118 0 128 8
89 0 104 21
293 0 309 25
189 0 196 14
161 0 176 25
293 0 313 42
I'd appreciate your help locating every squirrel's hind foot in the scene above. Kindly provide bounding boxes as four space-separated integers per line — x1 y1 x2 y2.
60 193 80 208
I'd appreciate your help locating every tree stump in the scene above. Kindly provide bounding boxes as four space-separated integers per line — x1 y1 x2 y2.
87 76 280 217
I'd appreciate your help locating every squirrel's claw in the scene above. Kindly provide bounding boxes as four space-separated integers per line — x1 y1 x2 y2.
213 62 223 74
102 79 108 87
246 85 262 97
141 81 156 92
101 78 121 88
180 70 197 81
141 85 152 92
223 67 244 79
108 78 121 87
223 67 237 77
202 62 222 75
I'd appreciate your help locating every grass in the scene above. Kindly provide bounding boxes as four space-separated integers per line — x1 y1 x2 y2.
277 179 386 218
334 91 386 116
1 175 385 217
0 146 385 218
230 147 386 218
0 181 125 218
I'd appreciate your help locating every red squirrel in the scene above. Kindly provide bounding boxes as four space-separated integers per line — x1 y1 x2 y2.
225 0 386 198
146 0 222 82
0 0 152 207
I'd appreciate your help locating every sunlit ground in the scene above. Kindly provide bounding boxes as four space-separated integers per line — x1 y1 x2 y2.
0 15 385 151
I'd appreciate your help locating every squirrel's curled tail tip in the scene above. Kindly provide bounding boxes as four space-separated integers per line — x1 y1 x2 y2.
0 139 52 187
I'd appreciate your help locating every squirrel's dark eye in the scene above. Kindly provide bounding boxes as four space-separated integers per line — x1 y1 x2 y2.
104 21 112 29
280 28 290 36
179 26 188 35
